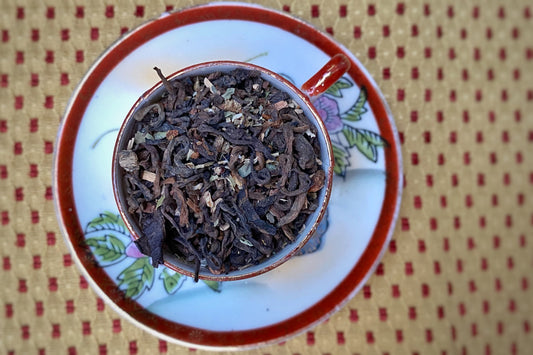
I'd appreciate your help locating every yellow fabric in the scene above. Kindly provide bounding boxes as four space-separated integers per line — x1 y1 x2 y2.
1 0 532 353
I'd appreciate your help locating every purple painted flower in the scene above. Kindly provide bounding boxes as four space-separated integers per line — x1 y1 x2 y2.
314 95 343 133
125 241 144 258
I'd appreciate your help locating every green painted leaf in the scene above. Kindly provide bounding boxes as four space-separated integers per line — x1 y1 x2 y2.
86 211 127 234
244 51 268 63
342 127 378 162
342 86 367 121
325 77 353 97
160 269 183 294
85 212 130 267
332 143 350 176
117 258 154 299
202 280 222 293
86 235 126 263
358 129 387 147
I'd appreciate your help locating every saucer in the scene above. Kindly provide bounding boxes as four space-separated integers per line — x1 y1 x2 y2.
53 2 402 350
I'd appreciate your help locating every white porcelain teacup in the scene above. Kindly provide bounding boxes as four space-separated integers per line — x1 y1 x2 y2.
112 55 350 281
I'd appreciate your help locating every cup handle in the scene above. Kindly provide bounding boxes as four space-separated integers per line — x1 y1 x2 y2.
300 54 351 100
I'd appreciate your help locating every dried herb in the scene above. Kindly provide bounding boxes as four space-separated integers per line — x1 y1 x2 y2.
119 67 326 280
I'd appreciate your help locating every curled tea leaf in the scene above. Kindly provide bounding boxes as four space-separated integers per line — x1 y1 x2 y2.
118 150 139 172
134 103 163 122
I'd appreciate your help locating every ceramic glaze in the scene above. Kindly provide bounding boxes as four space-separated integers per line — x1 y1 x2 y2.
53 2 402 350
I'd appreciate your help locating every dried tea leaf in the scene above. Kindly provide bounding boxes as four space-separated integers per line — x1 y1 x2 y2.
142 170 157 183
166 130 179 140
154 131 168 140
126 137 135 150
221 87 235 100
239 238 254 247
304 129 316 138
203 77 218 94
294 134 316 170
274 100 288 111
134 131 146 144
221 99 242 113
202 191 214 209
135 210 165 267
237 159 252 177
154 67 177 97
155 193 165 209
134 103 162 122
118 150 139 172
309 170 326 192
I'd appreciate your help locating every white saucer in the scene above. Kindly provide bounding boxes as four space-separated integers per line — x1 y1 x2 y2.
53 2 402 350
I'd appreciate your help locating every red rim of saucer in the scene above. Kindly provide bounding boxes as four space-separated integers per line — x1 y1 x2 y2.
53 2 402 350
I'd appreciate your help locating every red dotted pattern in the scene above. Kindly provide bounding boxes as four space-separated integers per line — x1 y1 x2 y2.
1 2 532 354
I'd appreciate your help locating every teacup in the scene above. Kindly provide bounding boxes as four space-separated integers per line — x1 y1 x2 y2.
112 55 350 281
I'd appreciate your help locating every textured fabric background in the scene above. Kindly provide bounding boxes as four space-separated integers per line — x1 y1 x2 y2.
1 0 532 354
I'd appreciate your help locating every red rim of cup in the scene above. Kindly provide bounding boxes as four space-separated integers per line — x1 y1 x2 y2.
53 2 403 350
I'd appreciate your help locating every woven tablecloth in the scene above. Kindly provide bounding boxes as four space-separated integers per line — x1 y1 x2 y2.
1 1 532 354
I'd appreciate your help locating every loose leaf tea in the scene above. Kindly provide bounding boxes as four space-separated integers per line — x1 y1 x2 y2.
118 67 326 280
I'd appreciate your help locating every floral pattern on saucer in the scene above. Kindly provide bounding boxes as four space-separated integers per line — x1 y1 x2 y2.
319 79 387 176
85 211 221 300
